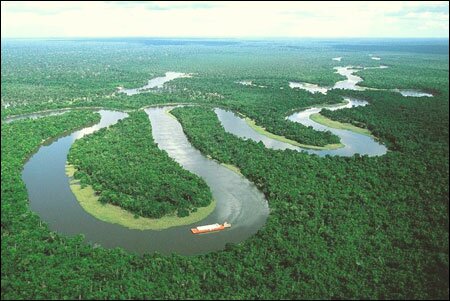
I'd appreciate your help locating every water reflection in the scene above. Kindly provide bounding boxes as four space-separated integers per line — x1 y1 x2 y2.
216 98 387 157
394 89 433 97
118 72 191 96
23 108 268 255
289 82 329 94
288 65 433 98
4 110 71 124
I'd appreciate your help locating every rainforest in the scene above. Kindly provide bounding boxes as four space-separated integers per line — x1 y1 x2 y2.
1 36 449 300
67 111 213 220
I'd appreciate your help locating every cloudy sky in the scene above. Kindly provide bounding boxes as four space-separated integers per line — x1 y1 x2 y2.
1 1 449 38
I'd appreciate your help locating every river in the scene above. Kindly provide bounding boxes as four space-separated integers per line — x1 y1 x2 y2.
216 98 387 157
118 72 191 96
289 65 433 97
21 108 269 255
14 66 430 254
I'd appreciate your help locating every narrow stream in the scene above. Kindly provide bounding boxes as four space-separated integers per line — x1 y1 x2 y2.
4 109 72 123
216 98 387 157
289 65 433 97
118 72 191 96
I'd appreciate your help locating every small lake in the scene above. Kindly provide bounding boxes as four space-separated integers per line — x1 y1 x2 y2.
394 89 433 97
237 80 253 86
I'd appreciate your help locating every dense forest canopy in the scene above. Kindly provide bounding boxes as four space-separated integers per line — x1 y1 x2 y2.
172 103 448 299
68 111 212 218
1 38 448 299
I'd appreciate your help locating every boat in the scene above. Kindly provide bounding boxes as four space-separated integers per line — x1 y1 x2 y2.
191 222 231 234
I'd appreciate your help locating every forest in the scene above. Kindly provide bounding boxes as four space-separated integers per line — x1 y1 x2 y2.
67 111 212 218
1 38 449 299
171 102 448 299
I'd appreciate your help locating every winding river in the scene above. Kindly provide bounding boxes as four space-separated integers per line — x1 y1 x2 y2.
222 62 431 157
14 65 431 255
216 98 387 157
118 72 191 96
21 108 269 255
289 65 432 97
289 66 383 94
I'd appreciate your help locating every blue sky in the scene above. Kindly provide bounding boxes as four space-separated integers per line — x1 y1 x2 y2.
1 1 449 38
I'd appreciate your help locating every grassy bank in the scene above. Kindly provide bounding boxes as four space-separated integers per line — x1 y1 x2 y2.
220 163 243 176
310 113 373 137
244 117 344 150
66 164 216 230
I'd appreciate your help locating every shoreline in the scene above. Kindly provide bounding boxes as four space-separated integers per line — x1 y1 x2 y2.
243 115 344 150
65 164 217 231
309 113 373 137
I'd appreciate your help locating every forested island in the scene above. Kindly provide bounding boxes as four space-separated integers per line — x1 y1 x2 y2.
67 111 213 222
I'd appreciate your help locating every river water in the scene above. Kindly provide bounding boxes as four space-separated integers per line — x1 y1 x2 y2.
216 98 387 157
15 66 429 255
4 109 71 123
289 65 433 97
118 72 190 96
22 108 269 255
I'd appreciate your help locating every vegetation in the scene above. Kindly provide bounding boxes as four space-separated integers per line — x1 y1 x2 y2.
183 80 346 147
220 162 243 176
67 165 216 230
244 114 344 149
172 101 448 300
67 111 213 219
1 39 347 147
1 38 448 299
310 112 373 136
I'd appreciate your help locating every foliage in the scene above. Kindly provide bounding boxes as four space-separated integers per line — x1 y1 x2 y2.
1 38 448 299
172 103 448 300
68 111 212 218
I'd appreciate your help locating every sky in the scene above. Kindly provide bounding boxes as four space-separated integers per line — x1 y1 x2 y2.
1 1 449 38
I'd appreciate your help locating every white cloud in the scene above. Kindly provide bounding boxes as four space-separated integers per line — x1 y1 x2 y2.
1 1 448 38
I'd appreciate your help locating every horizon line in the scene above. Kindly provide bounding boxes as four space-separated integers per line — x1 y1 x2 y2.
2 36 449 40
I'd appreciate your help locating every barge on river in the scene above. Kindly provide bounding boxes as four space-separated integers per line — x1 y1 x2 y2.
191 222 231 234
